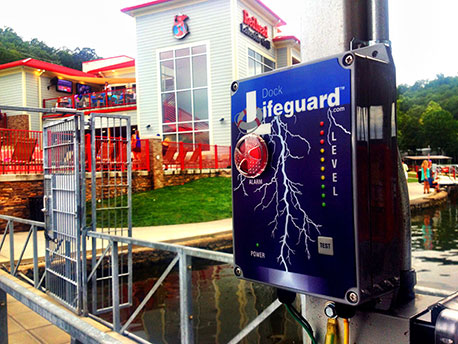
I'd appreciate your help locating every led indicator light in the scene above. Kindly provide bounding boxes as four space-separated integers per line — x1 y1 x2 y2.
320 130 324 135
320 121 324 127
320 148 325 154
321 166 325 171
320 139 325 145
322 202 326 207
321 184 325 189
321 175 325 180
321 193 326 198
256 243 260 248
320 157 325 162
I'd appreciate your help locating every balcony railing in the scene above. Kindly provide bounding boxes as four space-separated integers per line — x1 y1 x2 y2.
43 87 137 111
162 141 231 170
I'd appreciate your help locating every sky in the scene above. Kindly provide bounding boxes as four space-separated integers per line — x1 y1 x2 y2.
0 0 457 86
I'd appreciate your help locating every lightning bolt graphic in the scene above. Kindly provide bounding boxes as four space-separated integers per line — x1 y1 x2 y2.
326 108 350 145
238 115 321 271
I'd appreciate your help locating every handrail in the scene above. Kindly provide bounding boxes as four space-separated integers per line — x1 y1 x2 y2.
0 273 123 344
86 231 233 264
0 215 45 289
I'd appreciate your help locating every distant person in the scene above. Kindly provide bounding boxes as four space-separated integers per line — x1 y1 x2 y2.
131 130 141 161
402 160 409 181
420 159 430 194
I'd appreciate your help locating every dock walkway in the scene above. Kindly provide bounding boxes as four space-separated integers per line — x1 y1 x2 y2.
0 181 448 343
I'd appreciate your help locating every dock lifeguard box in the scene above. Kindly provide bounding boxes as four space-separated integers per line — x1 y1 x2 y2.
231 44 401 305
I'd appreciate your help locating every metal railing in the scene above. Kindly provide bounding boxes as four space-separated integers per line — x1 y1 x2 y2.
0 215 45 288
0 130 149 174
163 141 231 170
85 231 282 344
0 214 456 344
0 128 43 174
43 87 137 111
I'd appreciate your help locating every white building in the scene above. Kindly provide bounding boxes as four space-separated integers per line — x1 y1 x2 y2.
122 0 301 146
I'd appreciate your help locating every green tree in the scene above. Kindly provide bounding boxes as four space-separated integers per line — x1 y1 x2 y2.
420 101 458 159
0 27 100 70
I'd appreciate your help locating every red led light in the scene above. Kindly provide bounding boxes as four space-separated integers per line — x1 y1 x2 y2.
320 130 324 135
234 134 268 178
320 121 324 127
320 139 325 144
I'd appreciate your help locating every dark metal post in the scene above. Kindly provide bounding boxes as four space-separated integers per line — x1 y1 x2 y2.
111 241 120 332
32 225 39 288
8 221 14 274
0 288 7 344
179 250 194 343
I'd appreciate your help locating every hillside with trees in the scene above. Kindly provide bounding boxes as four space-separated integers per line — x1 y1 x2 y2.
397 75 458 161
0 27 99 70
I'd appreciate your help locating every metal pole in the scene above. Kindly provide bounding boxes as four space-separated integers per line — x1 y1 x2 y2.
111 241 120 332
32 226 39 288
368 0 390 44
179 250 194 343
0 288 7 344
8 221 14 274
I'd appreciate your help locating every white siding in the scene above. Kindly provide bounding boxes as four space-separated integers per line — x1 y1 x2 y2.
276 47 288 68
0 72 23 106
235 0 276 79
135 0 233 145
25 72 41 131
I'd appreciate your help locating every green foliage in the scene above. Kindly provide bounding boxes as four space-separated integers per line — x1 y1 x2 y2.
397 75 458 161
0 27 100 70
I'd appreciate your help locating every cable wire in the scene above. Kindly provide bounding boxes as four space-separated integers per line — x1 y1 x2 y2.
285 304 318 344
288 303 313 334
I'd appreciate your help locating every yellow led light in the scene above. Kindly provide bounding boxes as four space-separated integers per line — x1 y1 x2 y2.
320 148 325 154
321 175 325 180
320 157 325 162
321 166 325 171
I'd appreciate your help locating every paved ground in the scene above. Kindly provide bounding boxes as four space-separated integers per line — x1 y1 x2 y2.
0 182 447 343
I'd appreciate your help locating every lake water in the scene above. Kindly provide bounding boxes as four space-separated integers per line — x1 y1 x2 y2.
103 197 458 343
411 195 458 292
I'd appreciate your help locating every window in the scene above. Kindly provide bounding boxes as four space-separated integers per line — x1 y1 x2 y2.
248 48 275 76
160 45 209 145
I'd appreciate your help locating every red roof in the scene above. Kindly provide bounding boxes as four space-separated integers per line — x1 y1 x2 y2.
82 55 134 65
122 0 286 25
0 58 97 77
273 35 301 44
87 60 135 74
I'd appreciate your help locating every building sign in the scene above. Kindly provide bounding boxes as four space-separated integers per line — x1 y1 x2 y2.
240 10 271 50
173 14 190 39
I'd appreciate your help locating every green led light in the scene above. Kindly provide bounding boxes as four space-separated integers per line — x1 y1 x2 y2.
321 193 326 198
256 243 260 248
322 202 326 207
321 184 325 189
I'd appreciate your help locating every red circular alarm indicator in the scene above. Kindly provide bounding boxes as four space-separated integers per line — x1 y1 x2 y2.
234 134 268 178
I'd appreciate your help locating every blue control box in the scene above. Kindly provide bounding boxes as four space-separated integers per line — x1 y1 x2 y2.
231 45 401 305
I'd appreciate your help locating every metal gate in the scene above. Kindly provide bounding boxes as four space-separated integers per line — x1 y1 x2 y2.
84 114 133 316
43 113 85 313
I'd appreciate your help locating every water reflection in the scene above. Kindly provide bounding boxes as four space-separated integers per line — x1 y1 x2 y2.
411 197 458 291
103 260 301 343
